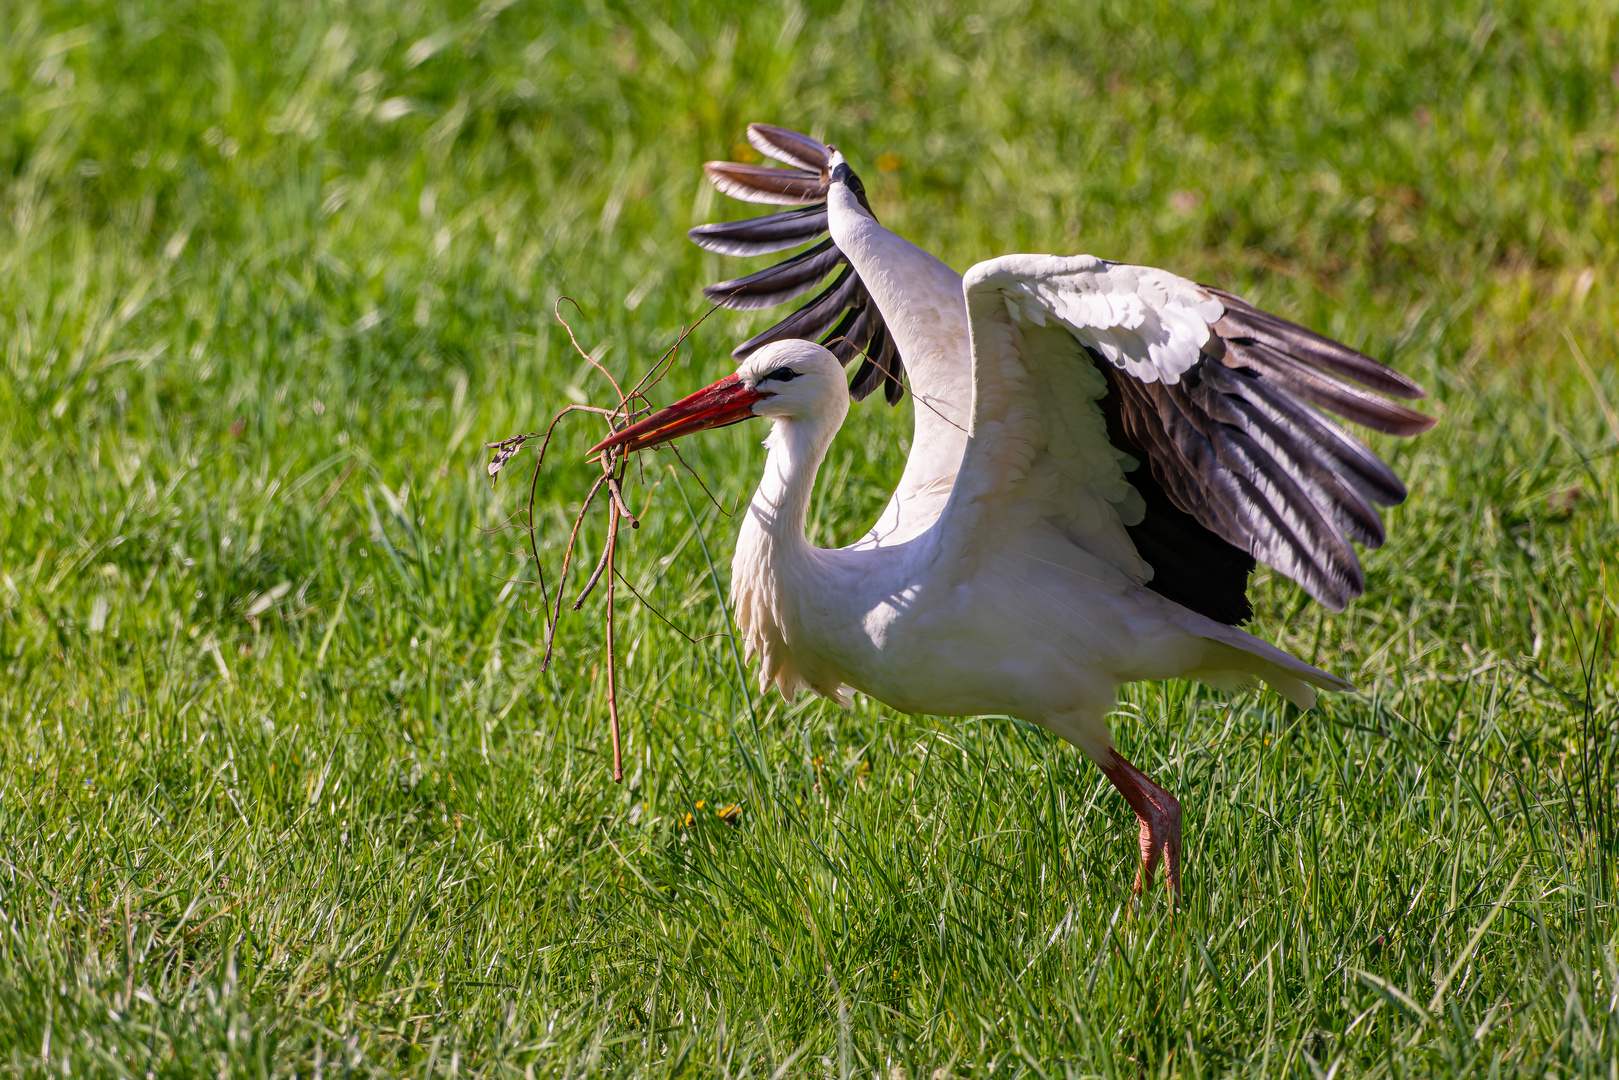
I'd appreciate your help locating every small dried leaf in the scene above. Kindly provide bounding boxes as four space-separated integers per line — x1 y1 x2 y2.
485 432 537 485
1546 486 1585 516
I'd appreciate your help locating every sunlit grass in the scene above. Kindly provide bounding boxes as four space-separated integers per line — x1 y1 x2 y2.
1 0 1616 1075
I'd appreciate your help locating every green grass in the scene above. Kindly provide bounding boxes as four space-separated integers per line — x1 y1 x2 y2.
2 0 1617 1074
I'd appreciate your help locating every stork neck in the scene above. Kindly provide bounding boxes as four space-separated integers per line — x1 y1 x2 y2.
743 414 835 555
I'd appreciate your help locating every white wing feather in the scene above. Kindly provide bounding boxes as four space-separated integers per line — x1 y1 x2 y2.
941 255 1226 574
978 254 1224 385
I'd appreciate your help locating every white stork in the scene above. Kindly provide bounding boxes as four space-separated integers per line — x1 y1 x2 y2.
596 127 1434 896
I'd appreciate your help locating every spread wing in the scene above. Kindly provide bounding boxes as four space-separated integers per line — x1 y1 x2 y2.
944 254 1436 621
690 124 906 404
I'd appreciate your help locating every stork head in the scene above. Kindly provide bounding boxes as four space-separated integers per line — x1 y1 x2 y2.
589 340 848 457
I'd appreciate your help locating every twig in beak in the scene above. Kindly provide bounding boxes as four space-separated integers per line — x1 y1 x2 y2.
605 505 623 783
573 525 613 610
606 474 638 528
542 471 608 670
487 296 740 788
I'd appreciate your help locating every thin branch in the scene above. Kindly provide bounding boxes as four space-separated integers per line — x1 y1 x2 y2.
542 472 608 670
605 506 623 783
613 566 732 646
668 443 737 517
556 296 629 412
605 475 639 528
573 530 614 610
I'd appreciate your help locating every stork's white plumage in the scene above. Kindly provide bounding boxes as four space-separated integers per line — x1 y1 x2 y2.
606 127 1436 895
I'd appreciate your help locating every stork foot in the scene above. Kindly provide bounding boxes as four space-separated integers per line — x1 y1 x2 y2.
1098 750 1182 899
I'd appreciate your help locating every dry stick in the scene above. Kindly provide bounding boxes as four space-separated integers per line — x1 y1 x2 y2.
668 443 738 517
541 472 609 670
605 475 638 528
556 296 630 412
613 566 731 646
573 520 614 609
574 455 637 612
605 505 623 783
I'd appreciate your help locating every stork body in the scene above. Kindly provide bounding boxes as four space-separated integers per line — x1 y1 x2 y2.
627 127 1438 895
598 325 1386 896
725 349 1329 731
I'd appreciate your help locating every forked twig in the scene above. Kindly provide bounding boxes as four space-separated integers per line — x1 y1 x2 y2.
483 297 735 784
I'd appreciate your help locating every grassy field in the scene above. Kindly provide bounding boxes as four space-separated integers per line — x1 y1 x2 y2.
2 0 1617 1074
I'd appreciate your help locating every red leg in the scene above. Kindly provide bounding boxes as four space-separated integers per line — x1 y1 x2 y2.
1097 750 1182 898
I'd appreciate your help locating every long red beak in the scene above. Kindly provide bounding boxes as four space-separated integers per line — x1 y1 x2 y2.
590 373 767 456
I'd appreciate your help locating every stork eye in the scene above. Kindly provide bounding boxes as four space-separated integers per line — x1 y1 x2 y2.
762 367 799 383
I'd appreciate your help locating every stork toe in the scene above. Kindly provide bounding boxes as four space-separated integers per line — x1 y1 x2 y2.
1098 750 1183 900
1132 783 1182 898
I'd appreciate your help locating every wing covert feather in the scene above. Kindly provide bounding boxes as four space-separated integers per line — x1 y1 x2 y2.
943 282 1153 585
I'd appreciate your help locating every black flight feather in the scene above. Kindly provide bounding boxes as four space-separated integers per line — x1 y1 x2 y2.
692 124 908 404
702 239 846 311
1207 287 1429 400
732 266 864 356
688 206 830 257
1091 290 1433 618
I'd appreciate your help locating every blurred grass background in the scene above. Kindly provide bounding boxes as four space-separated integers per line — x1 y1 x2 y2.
1 0 1617 1075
